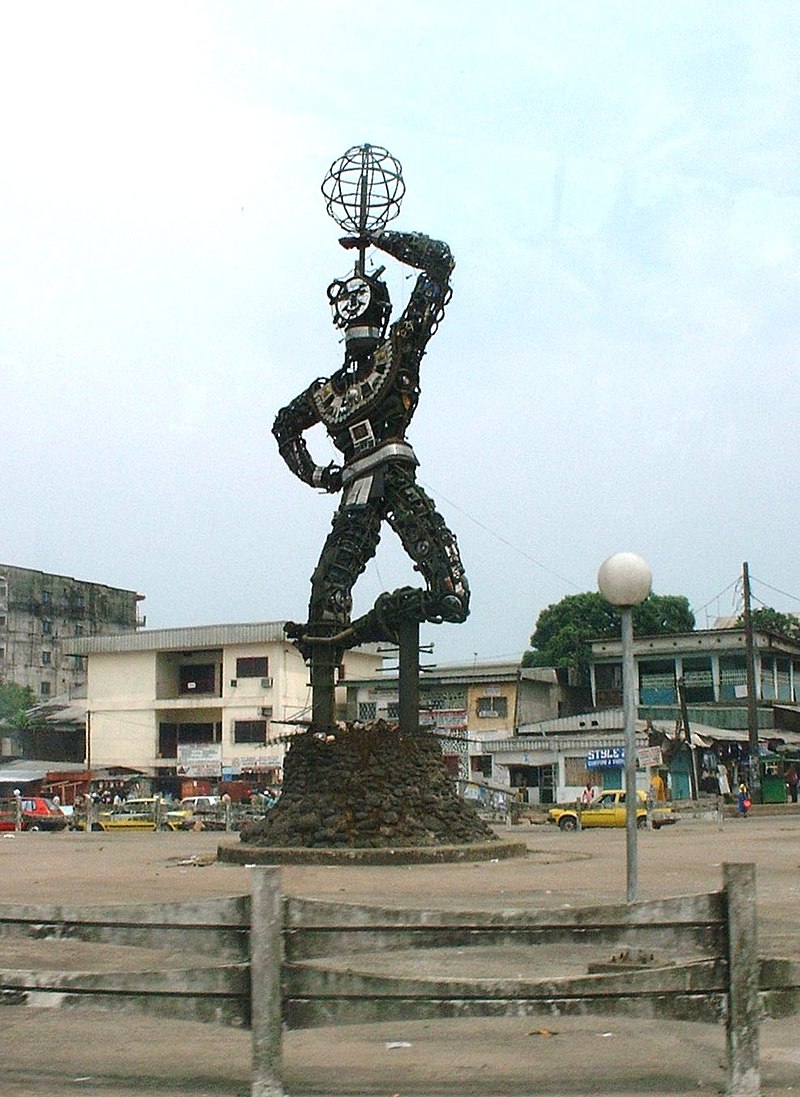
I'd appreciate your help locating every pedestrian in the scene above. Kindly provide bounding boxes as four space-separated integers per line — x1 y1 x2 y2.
649 772 667 802
581 782 594 805
737 783 751 818
786 765 799 804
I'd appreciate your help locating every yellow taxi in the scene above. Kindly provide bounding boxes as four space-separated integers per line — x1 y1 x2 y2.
548 789 676 832
76 798 181 832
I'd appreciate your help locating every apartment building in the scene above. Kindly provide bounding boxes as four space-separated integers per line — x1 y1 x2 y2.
70 622 383 784
0 564 143 698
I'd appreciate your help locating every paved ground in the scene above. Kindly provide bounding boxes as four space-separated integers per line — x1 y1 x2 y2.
2 814 800 1096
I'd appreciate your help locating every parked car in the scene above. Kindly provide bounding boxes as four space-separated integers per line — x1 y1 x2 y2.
75 797 180 832
165 795 223 831
0 796 68 832
548 790 677 832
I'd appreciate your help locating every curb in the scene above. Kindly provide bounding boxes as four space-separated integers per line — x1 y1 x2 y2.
217 838 527 866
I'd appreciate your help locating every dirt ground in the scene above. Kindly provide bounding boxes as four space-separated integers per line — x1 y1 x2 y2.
2 815 800 1096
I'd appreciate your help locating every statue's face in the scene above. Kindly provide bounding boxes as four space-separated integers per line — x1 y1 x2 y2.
328 276 373 328
327 274 391 353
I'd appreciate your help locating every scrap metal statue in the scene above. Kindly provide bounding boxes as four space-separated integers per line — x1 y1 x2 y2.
273 144 469 724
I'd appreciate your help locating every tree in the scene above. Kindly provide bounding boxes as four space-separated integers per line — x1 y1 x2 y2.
522 591 695 684
0 682 36 725
737 606 800 642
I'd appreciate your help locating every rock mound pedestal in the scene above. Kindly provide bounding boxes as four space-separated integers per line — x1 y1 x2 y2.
240 722 496 849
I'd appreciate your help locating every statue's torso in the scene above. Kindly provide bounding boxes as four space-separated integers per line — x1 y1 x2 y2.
310 332 421 463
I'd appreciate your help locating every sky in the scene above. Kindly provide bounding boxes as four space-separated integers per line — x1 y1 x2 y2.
2 0 800 665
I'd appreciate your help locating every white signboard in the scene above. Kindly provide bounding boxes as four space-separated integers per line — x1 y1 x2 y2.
637 746 663 768
177 744 222 777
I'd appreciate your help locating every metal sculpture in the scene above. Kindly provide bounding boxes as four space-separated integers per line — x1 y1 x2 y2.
273 144 469 723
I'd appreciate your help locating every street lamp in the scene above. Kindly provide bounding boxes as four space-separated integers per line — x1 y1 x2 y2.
597 552 652 904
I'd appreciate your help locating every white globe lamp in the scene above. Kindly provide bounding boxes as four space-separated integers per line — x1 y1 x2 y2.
597 552 652 607
597 551 652 903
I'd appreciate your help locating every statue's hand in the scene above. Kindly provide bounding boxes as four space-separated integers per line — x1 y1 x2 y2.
338 235 369 251
318 462 343 493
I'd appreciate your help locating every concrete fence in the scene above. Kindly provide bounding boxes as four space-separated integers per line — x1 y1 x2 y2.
2 863 799 1097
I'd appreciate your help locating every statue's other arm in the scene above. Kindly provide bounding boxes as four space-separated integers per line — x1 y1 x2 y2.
370 230 454 345
272 388 342 492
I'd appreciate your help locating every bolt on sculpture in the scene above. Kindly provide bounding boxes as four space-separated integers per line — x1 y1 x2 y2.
273 144 469 727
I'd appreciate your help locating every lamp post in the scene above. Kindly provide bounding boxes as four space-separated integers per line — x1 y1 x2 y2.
597 552 652 904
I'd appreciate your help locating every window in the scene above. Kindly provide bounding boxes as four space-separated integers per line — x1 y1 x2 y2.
476 695 508 718
179 722 215 744
471 755 492 778
42 591 51 606
424 688 467 710
594 662 622 706
777 657 791 701
639 659 677 704
386 702 400 720
680 657 714 703
236 656 268 678
719 654 747 700
41 651 51 665
565 756 592 787
0 615 5 628
179 664 216 694
358 701 377 721
233 719 267 744
40 681 51 696
42 619 52 635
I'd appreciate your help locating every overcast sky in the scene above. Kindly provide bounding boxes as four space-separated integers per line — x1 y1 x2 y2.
3 0 799 664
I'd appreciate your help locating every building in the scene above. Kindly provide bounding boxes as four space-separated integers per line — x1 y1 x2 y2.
347 659 577 782
589 626 800 726
479 627 800 806
0 564 143 699
69 622 383 792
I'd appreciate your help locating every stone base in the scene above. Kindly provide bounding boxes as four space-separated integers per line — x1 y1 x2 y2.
238 722 497 850
219 838 526 866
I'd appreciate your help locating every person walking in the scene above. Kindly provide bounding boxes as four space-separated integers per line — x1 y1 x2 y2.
786 764 799 804
737 783 751 818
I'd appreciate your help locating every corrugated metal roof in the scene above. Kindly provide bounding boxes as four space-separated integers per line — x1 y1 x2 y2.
518 709 625 735
67 621 290 654
0 759 90 784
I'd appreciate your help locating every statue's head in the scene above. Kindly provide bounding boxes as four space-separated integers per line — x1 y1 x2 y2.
327 271 391 355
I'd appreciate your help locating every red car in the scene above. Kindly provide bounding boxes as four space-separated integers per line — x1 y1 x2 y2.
0 796 68 831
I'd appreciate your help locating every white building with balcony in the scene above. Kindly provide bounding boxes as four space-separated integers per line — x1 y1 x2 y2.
69 622 382 785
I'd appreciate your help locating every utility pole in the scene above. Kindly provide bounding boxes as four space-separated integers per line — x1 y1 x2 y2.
677 677 699 799
742 562 761 803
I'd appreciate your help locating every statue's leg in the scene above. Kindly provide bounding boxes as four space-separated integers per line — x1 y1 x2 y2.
383 463 470 623
288 499 382 729
337 465 470 648
308 500 383 632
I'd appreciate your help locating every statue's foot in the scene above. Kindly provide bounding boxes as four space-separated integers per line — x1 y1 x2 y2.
284 619 352 661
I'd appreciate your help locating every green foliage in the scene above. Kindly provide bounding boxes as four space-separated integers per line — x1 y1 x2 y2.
0 682 36 726
737 606 800 641
522 591 695 683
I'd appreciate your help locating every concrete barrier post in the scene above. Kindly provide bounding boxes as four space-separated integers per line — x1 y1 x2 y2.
724 862 760 1097
250 866 285 1097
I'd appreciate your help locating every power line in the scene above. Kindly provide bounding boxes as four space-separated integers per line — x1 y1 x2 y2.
695 577 740 617
418 478 581 591
750 575 800 608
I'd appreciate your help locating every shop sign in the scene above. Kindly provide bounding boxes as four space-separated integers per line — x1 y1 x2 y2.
586 746 625 769
177 744 222 777
419 710 467 728
236 755 282 771
637 746 663 768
